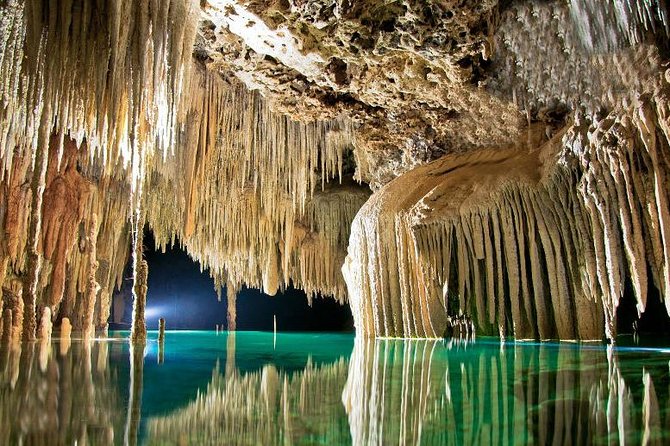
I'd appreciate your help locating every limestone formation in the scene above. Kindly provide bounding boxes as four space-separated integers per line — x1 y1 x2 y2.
82 215 100 340
0 0 668 341
60 317 72 355
226 281 238 331
37 306 52 342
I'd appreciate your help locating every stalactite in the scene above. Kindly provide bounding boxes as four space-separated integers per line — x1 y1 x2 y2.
82 214 100 339
21 128 50 342
0 0 196 339
145 67 366 305
226 280 238 332
344 84 670 339
0 0 199 177
130 228 148 343
263 247 279 296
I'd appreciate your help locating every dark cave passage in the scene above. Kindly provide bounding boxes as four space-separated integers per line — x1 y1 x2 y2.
110 230 354 332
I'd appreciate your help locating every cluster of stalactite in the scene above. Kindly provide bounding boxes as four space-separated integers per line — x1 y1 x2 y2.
0 341 124 444
344 83 670 340
146 356 351 444
0 0 364 339
0 0 200 340
343 339 669 445
0 135 132 342
0 0 199 176
490 1 666 118
145 67 367 314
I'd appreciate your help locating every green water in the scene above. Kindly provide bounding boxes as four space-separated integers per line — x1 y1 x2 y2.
1 331 669 445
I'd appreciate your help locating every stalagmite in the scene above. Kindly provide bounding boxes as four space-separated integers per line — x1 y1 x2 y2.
130 240 148 343
158 318 166 343
158 321 165 365
2 289 24 346
60 318 71 356
37 307 52 342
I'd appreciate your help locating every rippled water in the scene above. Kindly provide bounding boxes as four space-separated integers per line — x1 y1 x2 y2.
1 331 669 445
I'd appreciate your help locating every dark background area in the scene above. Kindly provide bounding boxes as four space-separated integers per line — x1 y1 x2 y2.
111 230 354 332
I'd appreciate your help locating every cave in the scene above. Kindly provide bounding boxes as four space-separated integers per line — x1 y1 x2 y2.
1 0 670 443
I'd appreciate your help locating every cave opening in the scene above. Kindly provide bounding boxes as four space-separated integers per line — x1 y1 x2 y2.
110 230 354 332
616 269 670 338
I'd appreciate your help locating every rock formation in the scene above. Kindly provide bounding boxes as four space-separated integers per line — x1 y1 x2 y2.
0 0 669 340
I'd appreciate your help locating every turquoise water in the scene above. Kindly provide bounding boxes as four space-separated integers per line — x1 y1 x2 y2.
1 331 669 445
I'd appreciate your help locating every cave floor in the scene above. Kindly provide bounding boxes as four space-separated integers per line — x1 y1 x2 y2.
1 331 669 444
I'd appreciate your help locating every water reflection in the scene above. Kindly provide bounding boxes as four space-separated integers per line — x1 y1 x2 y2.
344 339 670 445
1 334 669 445
0 340 123 445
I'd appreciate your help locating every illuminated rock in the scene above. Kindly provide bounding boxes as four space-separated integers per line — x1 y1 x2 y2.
0 0 667 341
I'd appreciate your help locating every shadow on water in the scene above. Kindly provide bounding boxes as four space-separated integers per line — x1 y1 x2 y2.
1 332 670 445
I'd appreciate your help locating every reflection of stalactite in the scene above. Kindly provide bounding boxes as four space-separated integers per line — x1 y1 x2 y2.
343 340 442 445
343 339 669 445
345 88 670 339
146 356 350 444
124 343 145 446
225 332 236 378
0 341 123 444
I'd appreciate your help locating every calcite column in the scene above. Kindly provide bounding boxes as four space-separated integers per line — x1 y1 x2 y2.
130 227 148 343
226 280 238 331
21 131 50 341
82 214 100 339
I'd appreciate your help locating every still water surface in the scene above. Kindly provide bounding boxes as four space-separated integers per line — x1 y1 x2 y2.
1 331 669 445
